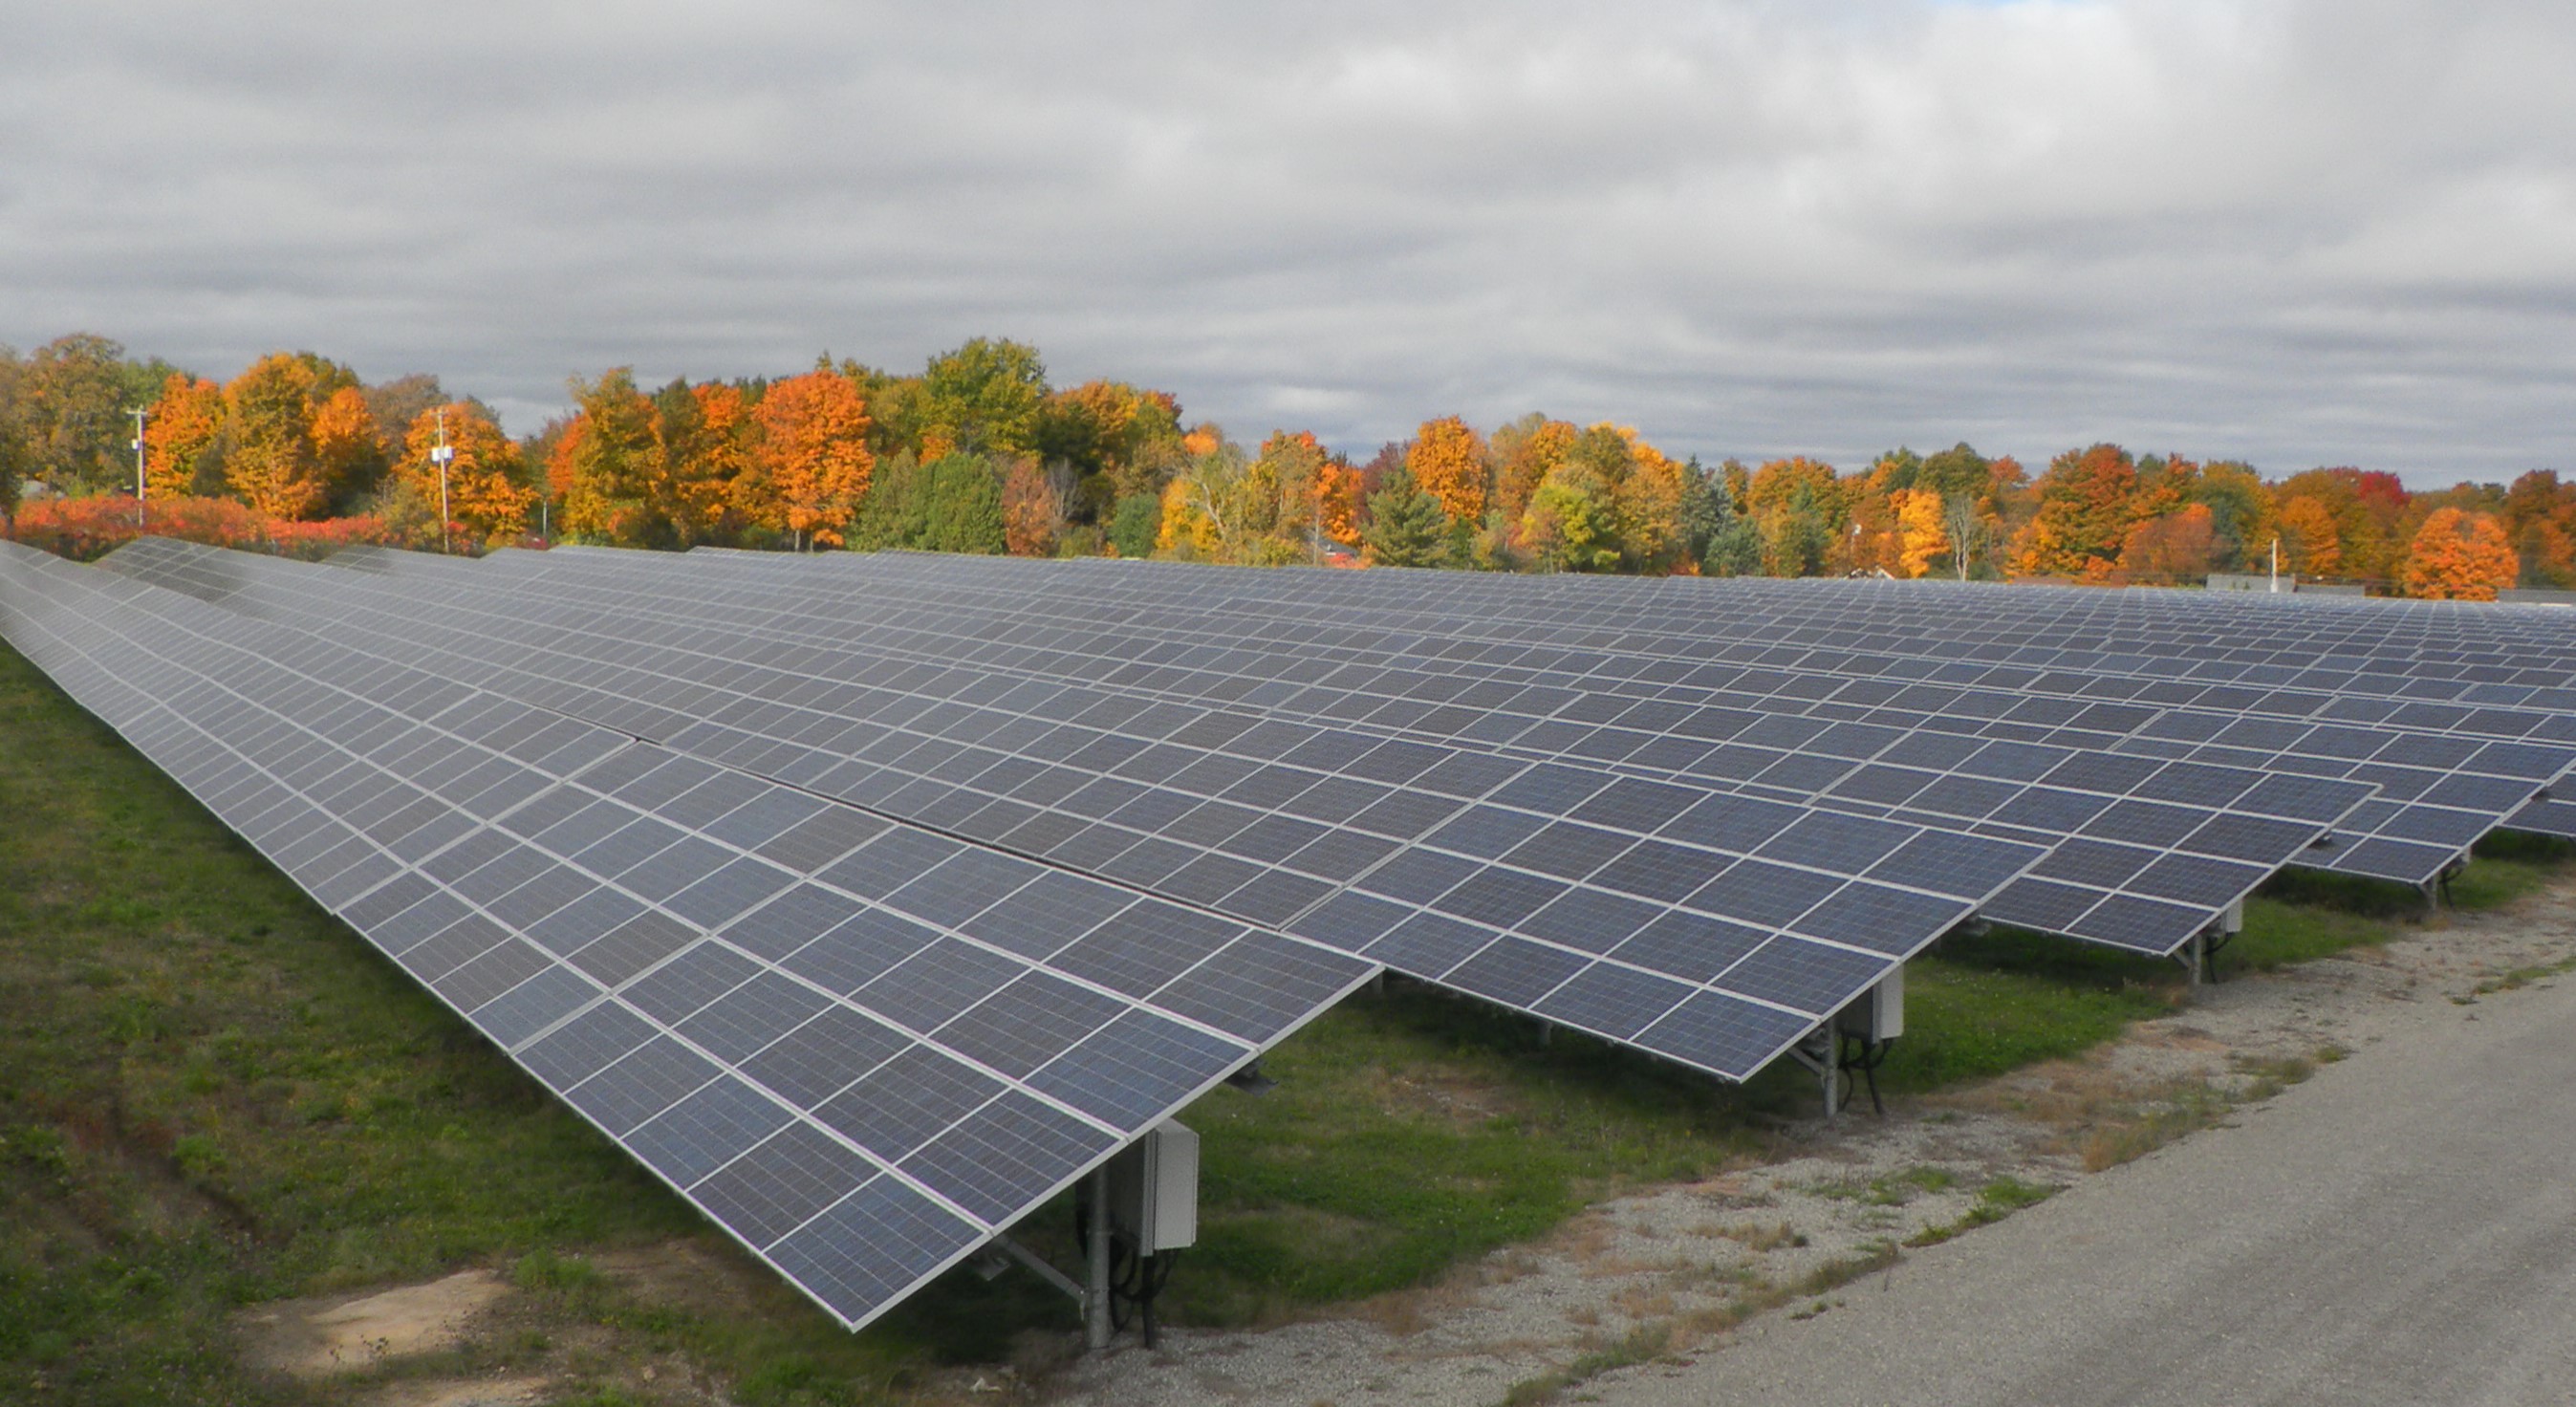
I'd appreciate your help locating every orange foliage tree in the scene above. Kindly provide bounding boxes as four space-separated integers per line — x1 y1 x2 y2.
2275 496 2341 577
2401 508 2517 600
400 402 534 543
2015 444 2139 578
1489 417 1573 528
748 370 873 550
1892 488 1947 577
143 372 225 500
1315 459 1364 547
1002 455 1066 556
2119 505 2216 584
1409 415 1488 524
223 352 356 519
310 385 380 498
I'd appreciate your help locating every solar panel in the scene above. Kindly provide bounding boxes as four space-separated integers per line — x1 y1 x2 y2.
0 539 1373 1332
98 539 2022 1061
632 548 2551 891
364 543 2377 952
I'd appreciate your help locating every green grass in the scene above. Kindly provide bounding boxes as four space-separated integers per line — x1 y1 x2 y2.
9 626 2571 1401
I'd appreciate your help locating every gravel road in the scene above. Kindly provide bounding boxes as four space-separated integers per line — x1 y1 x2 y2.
1598 964 2576 1407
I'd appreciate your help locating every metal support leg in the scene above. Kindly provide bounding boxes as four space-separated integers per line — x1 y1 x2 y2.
2185 931 2204 991
1820 1028 1843 1117
1084 1166 1112 1350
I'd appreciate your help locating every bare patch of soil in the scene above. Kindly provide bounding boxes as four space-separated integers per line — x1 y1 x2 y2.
244 1268 513 1378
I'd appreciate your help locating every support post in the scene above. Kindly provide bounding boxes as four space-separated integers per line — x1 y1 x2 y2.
1083 1165 1113 1350
1819 1028 1843 1117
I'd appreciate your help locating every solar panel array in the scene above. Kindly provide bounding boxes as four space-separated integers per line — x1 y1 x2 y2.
20 534 2562 1340
405 544 2378 955
680 549 2567 890
95 538 2022 1061
0 539 1374 1331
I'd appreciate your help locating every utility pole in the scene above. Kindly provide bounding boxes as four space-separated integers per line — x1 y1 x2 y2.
2270 536 2281 594
128 407 149 531
429 408 456 554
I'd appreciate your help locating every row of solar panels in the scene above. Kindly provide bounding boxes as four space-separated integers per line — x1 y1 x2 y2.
13 536 2572 1340
3 536 2020 1333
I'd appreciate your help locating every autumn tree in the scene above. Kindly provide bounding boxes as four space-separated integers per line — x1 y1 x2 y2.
1254 429 1335 552
2015 444 2140 578
1744 458 1843 576
1521 462 1620 573
400 401 534 544
747 369 874 550
656 380 749 546
311 384 383 506
2119 505 2217 584
1036 379 1185 511
1408 415 1488 525
2275 466 2409 583
224 352 358 520
2274 495 2341 578
1156 475 1222 559
1489 415 1574 528
2190 461 2270 570
143 372 226 499
555 369 659 543
1002 455 1068 556
2502 470 2576 586
1892 488 1947 577
2401 508 2517 600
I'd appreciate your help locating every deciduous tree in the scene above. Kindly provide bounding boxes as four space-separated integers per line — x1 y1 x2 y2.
2402 508 2517 600
2275 495 2341 578
1893 488 1947 577
143 373 225 499
2119 505 2217 584
748 369 873 550
400 401 533 544
1408 415 1488 525
1002 455 1068 556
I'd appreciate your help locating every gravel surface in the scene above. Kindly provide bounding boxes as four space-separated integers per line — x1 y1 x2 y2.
1038 879 2576 1407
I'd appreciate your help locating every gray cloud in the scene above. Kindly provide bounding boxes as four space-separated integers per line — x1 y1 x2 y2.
5 0 2570 484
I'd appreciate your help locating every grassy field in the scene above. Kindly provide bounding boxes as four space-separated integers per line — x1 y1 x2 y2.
0 635 2544 1405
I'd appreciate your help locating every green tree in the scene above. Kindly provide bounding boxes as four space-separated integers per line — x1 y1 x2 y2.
1522 464 1620 573
922 454 1007 553
1108 490 1160 558
915 338 1049 458
1361 466 1452 567
22 334 137 495
849 450 930 550
556 369 660 544
1677 457 1733 566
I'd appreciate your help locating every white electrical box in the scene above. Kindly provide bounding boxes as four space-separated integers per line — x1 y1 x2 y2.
1109 1120 1199 1253
1834 967 1905 1043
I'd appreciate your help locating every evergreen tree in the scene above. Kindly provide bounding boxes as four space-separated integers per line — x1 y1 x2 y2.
848 450 929 550
1108 491 1160 558
1362 466 1453 567
922 453 1006 553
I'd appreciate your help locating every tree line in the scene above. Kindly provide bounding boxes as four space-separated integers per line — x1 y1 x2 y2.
0 332 2557 600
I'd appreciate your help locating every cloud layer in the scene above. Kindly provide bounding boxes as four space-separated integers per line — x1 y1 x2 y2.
6 0 2570 483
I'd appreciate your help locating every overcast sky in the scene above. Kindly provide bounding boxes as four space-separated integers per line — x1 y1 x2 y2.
5 1 2570 485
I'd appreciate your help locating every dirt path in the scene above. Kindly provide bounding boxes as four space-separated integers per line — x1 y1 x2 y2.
1041 880 2576 1407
